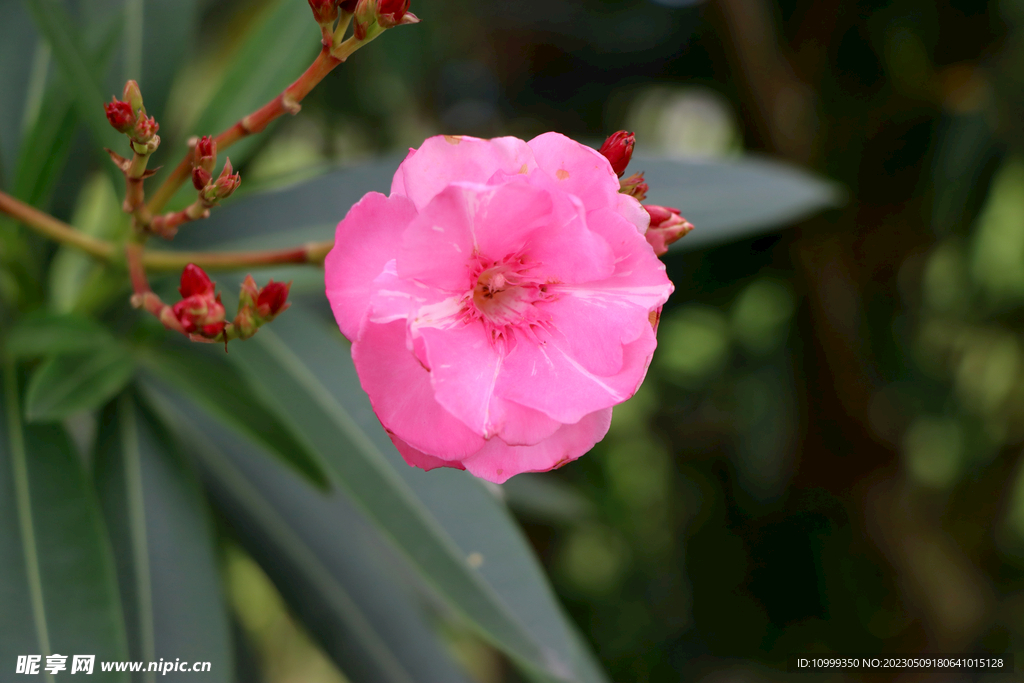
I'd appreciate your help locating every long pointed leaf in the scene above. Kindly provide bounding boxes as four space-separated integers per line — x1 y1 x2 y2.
137 342 330 490
143 385 475 683
93 391 233 683
22 0 123 156
0 361 129 681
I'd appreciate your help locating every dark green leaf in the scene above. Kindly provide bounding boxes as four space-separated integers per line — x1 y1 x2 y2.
25 346 135 422
0 2 38 186
174 154 840 257
138 0 200 120
222 304 607 683
154 0 319 209
0 362 129 681
137 342 330 490
635 154 844 252
143 386 474 683
6 312 116 359
22 0 123 156
93 391 233 682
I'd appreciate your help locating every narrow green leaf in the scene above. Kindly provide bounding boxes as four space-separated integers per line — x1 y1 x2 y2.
637 154 844 252
137 0 200 120
93 391 233 683
144 386 473 683
6 312 116 359
137 342 330 490
224 305 607 683
175 154 840 258
25 346 135 422
156 0 318 209
0 361 129 681
22 0 123 155
0 2 38 185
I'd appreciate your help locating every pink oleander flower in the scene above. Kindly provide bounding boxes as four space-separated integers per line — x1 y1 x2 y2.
325 133 674 483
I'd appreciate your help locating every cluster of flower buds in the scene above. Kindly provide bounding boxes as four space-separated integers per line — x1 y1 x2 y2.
172 264 227 338
104 80 160 155
191 136 241 205
232 275 292 340
352 0 418 41
154 265 291 342
598 130 693 254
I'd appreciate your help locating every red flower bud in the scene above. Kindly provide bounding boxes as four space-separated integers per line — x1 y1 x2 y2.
194 135 217 175
256 280 292 319
339 0 357 11
599 131 635 177
174 265 226 337
212 158 241 200
105 99 135 133
377 0 410 27
192 167 212 191
308 0 338 24
620 172 648 201
133 115 159 143
179 263 215 298
643 205 694 256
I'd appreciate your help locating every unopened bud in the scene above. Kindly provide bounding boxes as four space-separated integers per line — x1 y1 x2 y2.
377 0 411 27
192 167 212 191
256 280 292 319
339 0 357 11
174 264 226 338
309 0 339 25
194 136 217 175
132 115 159 143
105 99 135 133
620 172 648 201
643 205 693 256
179 263 215 298
122 80 144 114
212 158 241 200
239 275 260 310
599 131 635 177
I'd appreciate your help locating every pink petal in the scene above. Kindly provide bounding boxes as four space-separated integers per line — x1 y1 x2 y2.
527 132 621 212
395 183 481 293
394 135 536 210
520 192 616 285
390 434 467 472
352 320 485 458
537 293 648 376
491 396 562 446
325 192 417 341
497 324 658 424
415 320 504 438
461 409 613 483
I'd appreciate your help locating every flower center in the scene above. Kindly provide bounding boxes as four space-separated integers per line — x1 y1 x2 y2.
464 256 555 336
472 264 531 325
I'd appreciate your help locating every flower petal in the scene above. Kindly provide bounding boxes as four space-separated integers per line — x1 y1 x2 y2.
527 132 621 212
389 434 467 472
394 135 536 210
353 320 485 458
325 192 417 341
461 408 613 483
497 324 658 424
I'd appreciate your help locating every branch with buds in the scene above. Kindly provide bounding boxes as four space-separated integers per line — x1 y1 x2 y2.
598 130 695 255
0 0 418 349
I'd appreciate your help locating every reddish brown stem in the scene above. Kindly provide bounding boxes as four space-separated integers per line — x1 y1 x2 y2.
146 46 343 215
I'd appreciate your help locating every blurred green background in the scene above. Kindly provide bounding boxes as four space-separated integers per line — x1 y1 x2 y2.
4 0 1024 681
